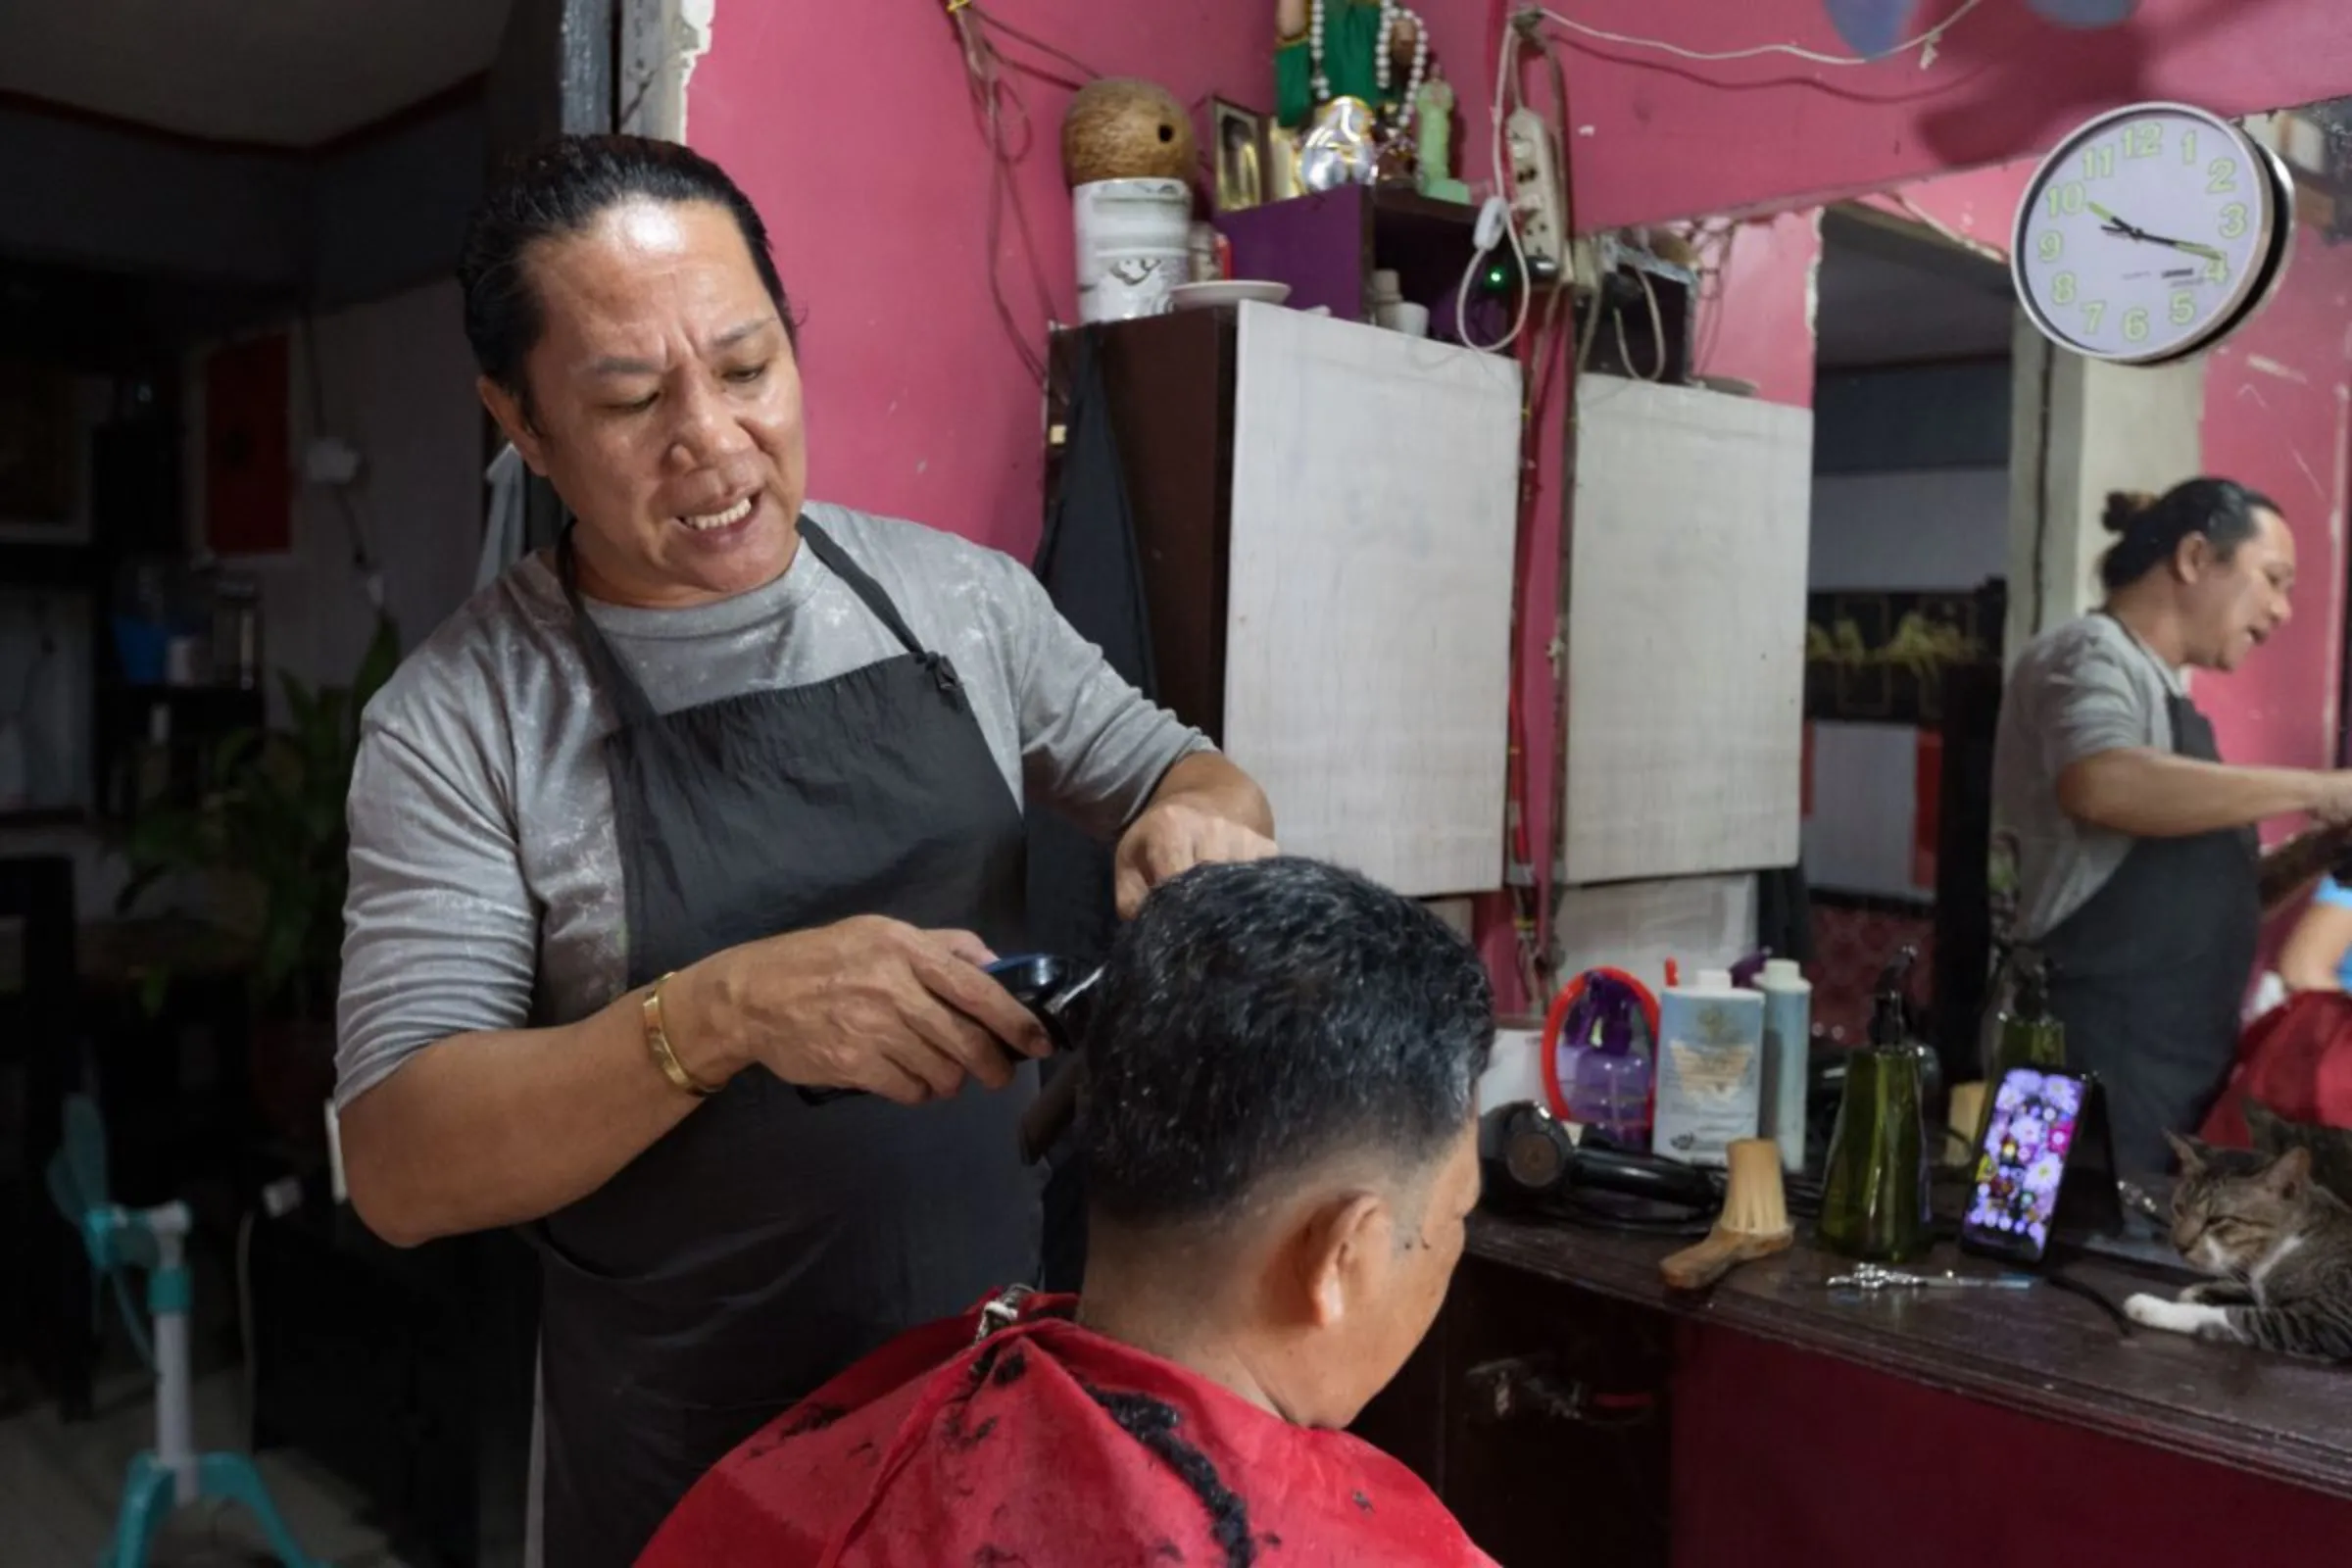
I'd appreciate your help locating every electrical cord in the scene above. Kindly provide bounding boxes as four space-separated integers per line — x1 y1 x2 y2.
963 3 1102 85
1485 10 1575 1001
947 3 1096 390
1539 0 1984 70
2047 1268 2133 1336
1607 266 1668 382
1454 17 1536 353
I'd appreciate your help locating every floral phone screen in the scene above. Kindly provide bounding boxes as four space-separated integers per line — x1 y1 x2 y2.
1963 1068 2087 1263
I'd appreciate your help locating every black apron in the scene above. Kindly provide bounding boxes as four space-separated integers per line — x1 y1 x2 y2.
1026 329 1160 1292
536 518 1041 1568
2037 623 2259 1175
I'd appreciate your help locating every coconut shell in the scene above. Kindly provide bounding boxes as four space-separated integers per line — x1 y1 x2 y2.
1062 77 1197 186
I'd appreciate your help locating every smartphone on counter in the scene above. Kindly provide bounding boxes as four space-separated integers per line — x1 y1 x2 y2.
1960 1066 2091 1265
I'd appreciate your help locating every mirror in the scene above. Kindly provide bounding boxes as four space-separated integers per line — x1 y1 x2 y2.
1567 95 2352 1114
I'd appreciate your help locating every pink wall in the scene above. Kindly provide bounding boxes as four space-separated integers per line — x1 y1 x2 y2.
688 4 1279 557
2198 223 2352 781
1689 209 1824 408
1550 0 2352 231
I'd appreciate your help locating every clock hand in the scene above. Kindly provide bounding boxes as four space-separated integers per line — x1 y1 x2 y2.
2087 202 2227 262
2086 200 2149 240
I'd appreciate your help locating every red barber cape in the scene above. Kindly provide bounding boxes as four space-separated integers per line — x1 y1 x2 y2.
638 1291 1495 1568
2202 990 2352 1147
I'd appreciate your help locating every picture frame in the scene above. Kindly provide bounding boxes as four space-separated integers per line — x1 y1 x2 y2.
1212 99 1267 215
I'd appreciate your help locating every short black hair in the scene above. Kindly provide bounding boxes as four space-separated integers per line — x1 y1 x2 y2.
2098 477 2282 592
1080 858 1494 1230
455 133 796 412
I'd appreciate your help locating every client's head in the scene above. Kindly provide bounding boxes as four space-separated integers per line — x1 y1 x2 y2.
1077 857 1494 1430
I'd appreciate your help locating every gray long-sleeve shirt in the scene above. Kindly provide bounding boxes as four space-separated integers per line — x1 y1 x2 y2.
335 501 1208 1107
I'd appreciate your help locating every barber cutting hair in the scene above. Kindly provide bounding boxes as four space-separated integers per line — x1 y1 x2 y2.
1992 477 2352 1173
331 133 1274 1566
643 857 1501 1567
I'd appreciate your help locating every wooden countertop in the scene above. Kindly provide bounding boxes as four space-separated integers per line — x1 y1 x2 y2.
1469 1210 2352 1501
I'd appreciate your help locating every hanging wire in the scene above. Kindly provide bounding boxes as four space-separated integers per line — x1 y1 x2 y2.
1538 0 1984 70
946 3 1102 388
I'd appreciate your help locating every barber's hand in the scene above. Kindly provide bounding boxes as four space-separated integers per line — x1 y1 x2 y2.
1113 800 1280 918
673 917 1052 1105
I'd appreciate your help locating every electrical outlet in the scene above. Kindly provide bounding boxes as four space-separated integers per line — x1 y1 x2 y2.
1505 107 1565 284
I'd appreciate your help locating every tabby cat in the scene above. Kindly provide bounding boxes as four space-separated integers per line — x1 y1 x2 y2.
2123 1133 2352 1361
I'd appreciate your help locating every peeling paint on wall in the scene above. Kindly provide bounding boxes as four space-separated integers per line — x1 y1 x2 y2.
619 0 713 142
1802 208 1824 342
2248 355 2312 384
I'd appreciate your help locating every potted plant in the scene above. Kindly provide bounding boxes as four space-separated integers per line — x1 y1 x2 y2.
114 613 401 1148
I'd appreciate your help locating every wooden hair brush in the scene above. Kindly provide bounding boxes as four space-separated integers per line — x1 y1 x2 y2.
1659 1138 1793 1293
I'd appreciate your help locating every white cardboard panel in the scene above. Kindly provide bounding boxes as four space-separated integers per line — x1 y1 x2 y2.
1225 303 1523 896
1802 720 1928 900
1563 379 1811 884
1552 874 1759 995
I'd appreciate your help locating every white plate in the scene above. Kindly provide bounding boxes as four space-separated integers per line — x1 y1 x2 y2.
1167 280 1293 311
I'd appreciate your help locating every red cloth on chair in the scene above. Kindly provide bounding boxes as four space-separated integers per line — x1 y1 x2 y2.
637 1292 1495 1568
2200 991 2352 1147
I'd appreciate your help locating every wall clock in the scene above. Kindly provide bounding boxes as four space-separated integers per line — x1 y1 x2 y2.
2012 102 2294 366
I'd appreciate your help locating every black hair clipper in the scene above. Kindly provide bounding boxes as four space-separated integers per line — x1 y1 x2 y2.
796 953 1102 1119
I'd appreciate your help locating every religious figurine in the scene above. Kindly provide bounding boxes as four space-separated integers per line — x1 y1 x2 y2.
1274 0 1430 132
1297 95 1381 193
1415 74 1471 204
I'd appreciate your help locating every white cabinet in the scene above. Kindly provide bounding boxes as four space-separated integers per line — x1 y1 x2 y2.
1087 302 1521 897
1222 304 1522 896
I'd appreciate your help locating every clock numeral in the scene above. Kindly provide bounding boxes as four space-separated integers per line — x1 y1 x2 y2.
2183 128 2198 166
2206 254 2230 284
2036 230 2064 263
2051 270 2079 305
2082 144 2116 180
2209 157 2238 194
2123 307 2151 344
2126 122 2162 159
2082 301 2107 334
2171 291 2197 326
2046 180 2086 219
2220 202 2249 239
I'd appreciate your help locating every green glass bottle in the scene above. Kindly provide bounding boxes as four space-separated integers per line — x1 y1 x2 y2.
1818 951 1934 1263
1989 950 2067 1076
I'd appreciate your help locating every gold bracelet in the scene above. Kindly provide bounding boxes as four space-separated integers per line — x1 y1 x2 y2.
643 971 720 1098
